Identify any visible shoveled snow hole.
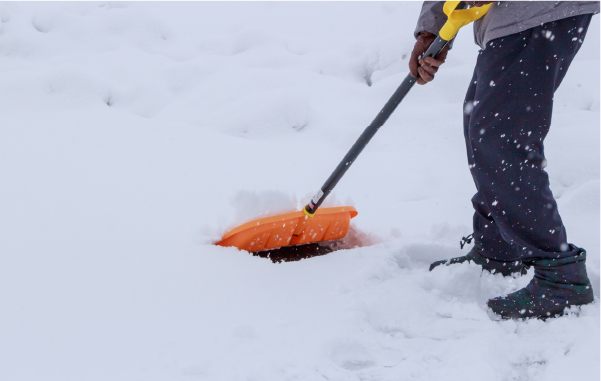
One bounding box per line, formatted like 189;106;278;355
253;226;381;263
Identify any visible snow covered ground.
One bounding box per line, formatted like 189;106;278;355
0;2;599;380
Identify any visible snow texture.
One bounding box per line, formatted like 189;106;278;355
0;2;598;381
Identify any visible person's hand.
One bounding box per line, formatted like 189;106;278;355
409;32;449;85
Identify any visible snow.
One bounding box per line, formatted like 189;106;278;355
0;2;598;380
229;190;298;228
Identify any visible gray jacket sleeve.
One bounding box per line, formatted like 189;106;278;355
474;1;600;48
414;1;447;38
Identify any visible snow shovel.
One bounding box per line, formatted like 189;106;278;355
216;1;492;252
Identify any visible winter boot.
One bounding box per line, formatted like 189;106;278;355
487;247;594;319
429;234;529;277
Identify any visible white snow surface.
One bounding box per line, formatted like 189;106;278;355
0;2;599;381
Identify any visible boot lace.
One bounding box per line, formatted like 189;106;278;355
460;233;474;249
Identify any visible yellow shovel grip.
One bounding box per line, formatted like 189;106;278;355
439;1;492;41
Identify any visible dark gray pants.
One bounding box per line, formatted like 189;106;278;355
463;14;593;262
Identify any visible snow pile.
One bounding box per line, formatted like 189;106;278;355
0;2;598;381
229;190;298;225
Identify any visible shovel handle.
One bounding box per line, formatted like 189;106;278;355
303;36;450;216
303;1;492;217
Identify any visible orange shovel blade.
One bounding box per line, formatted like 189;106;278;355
216;206;358;252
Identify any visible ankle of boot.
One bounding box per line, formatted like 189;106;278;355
527;246;586;268
530;248;591;286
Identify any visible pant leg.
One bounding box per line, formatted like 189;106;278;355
464;14;593;261
464;65;516;260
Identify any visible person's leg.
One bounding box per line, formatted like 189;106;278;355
465;14;594;318
429;56;526;276
465;64;517;261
